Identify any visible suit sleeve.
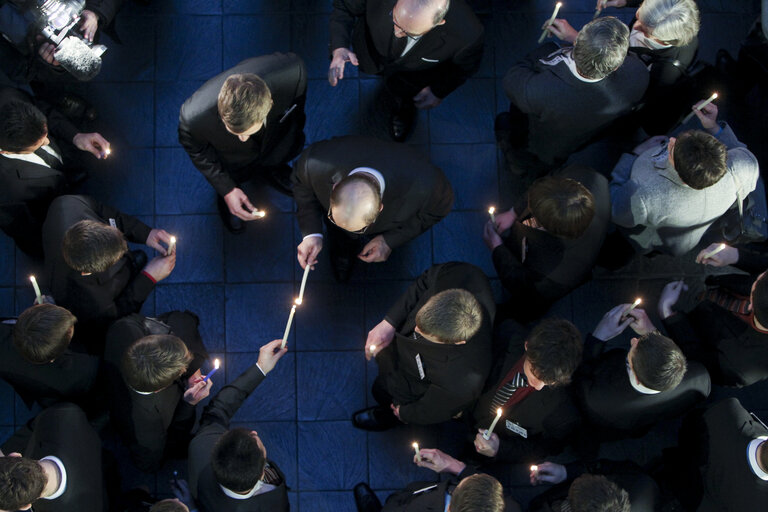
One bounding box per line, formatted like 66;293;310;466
291;147;327;237
398;374;483;425
384;265;437;329
735;247;768;274
198;364;266;431
130;401;172;472
491;243;563;311
85;0;124;26
662;310;724;381
429;28;484;99
329;0;366;52
78;195;152;244
610;172;647;228
502;54;540;113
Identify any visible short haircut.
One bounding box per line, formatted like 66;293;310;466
415;288;483;344
211;428;265;493
526;318;583;386
217;73;272;133
759;440;768;471
451;473;505;512
13;304;76;363
638;0;700;46
0;100;47;153
672;130;728;190
631;332;687;391
751;273;768;327
573;17;630;80
0;457;47;511
62;219;128;274
528;176;595;239
329;173;382;227
121;335;192;393
568;474;631;512
149;499;188;512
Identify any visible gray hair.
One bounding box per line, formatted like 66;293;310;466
407;0;450;25
574;17;630;80
637;0;700;46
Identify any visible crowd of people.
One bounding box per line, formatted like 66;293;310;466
1;0;767;511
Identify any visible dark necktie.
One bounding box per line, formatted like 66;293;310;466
490;372;528;413
33;146;62;169
388;32;408;60
262;463;282;485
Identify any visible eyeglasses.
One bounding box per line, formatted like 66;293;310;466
390;9;425;40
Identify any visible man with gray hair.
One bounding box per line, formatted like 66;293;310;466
499;16;649;169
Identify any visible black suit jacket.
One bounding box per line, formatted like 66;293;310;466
471;321;581;463
0;320;99;409
42;195;154;344
492;166;610;323
1;403;106;512
178;53;307;197
329;0;483;98
380;262;494;425
663;248;768;388
188;364;289;512
103;311;208;472
575;335;711;437
292;135;453;250
679;398;768;511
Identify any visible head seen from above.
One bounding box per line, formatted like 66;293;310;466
329;171;383;233
0;101;49;154
218;73;273;141
415;288;483;344
574;17;630;80
62;219;128;274
212;428;267;494
628;332;687;392
392;0;449;39
524;318;583;390
635;0;700;46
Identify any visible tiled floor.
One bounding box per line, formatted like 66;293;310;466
1;0;766;510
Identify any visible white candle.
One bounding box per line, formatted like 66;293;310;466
369;345;377;355
251;209;266;218
626;297;642;313
281;302;298;349
203;358;220;383
168;236;176;255
538;2;563;43
104;148;111;157
483;408;503;440
488;207;496;223
412;442;421;462
29;275;42;304
531;465;539;477
703;243;726;259
682;92;718;124
593;0;606;19
297;264;311;304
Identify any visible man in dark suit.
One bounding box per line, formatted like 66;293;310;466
103;311;211;473
353;262;493;430
471;318;583;463
0;402;106;512
0;304;99;410
42;194;176;348
575;304;711;440
0;86;110;255
292;135;453;281
188;339;289;512
178;53;307;234
483;165;610;323
328;0;483;141
659;244;768;387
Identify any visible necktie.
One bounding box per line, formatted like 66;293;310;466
262;463;282;485
388;33;408;60
33;146;62;169
490;372;528;413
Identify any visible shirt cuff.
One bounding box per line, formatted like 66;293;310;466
255;363;266;376
303;233;323;240
141;270;157;284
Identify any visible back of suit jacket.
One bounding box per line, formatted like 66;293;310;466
292;135;454;249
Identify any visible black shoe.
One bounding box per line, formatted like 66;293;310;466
388;99;416;142
353;483;383;512
267;165;294;196
57;93;97;123
217;196;245;234
352;406;399;431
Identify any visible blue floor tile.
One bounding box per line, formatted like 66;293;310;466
430;144;498;211
232;421;299;488
80;149;155;216
0;288;14;318
362;281;412;329
95;16;155;82
225;283;296;351
297;351;365;420
156;16;223;81
225;0;291;13
158;0;223;14
429;79;496;144
222;15;292;70
432;212;497;277
363;232;433;281
224;213;295;283
367;426;440;490
155;215;224;283
298;492;357;512
298;421;367;490
291;14;337;80
228;351;297;422
155;81;204;148
305;79;360;144
87;82;155;148
295;282;365;351
155;284;226;352
155;148;217;215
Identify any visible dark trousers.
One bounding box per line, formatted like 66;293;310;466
372;343;397;408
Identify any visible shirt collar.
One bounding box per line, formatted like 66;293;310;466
348;167;386;196
39;455;67;500
220;480;264;500
629;27;672;50
539;47;603;83
626;359;661;394
747;437;768;481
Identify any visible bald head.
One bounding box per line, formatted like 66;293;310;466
392;0;449;38
329;173;382;233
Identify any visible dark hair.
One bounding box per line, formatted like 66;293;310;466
0;100;47;153
329;173;382;227
0;457;47;511
752;273;768;326
631;332;687;391
211;428;265;493
451;473;505;512
13;304;76;363
121;335;192;393
568;474;631;512
149;499;188;512
218;73;272;133
416;288;483;344
526;318;583;386
62;220;128;273
528;176;595;239
672;131;728;189
574;17;630;80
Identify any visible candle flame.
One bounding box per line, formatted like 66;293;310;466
29;275;36;282
105;148;111;155
496;408;502;417
370;345;376;352
488;206;495;215
633;298;642;306
531;465;538;472
252;209;266;218
294;298;302;306
412;442;419;450
214;358;220;369
556;2;562;7
712;93;718;99
170;236;176;244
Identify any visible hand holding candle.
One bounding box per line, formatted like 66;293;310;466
168;236;177;255
203;358;220;383
621;297;642;321
281;299;301;349
703;243;726;260
538;2;563;44
297;264;311;304
483;408;503;440
29;275;42;305
593;0;605;18
696;243;738;267
682;92;718;124
488;206;496;224
251;208;266;219
412;442;421;462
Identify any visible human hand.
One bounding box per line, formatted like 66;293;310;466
79;10;99;42
391;403;402;421
483;220;503;250
592;304;634;341
256;339;288;374
631;135;668;156
530;462;567;485
72;132;111;159
415;448;466;475
696;243;738;267
183;371;212;405
224;188;258;221
598;0;627;7
297;236;323;269
358;235;391;263
547;19;578;43
328;48;359;86
658;280;688;319
693;101;719;133
365;319;396;361
473;429;499;457
146;228;174;255
38;42;60;66
143;252;176;282
413;86;442;109
494;209;517;232
627;308;657;336
170;478;195;510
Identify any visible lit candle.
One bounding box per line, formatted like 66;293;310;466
538;2;563;44
412;442;421;462
593;0;605;19
369;345;377;355
168;236;176;255
203;358;220;383
103;148;111;158
251;209;266;218
531;465;539;477
281;300;299;349
682;92;718;124
29;275;42;305
488;206;496;223
703;243;726;260
297;264;311;304
483;408;503;440
621;298;642;320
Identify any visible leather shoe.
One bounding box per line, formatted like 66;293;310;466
217;196;245;234
352;406;399;431
267;165;294;196
388;100;416;142
353;482;383;512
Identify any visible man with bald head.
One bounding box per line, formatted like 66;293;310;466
329;0;483;141
292;135;453;282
